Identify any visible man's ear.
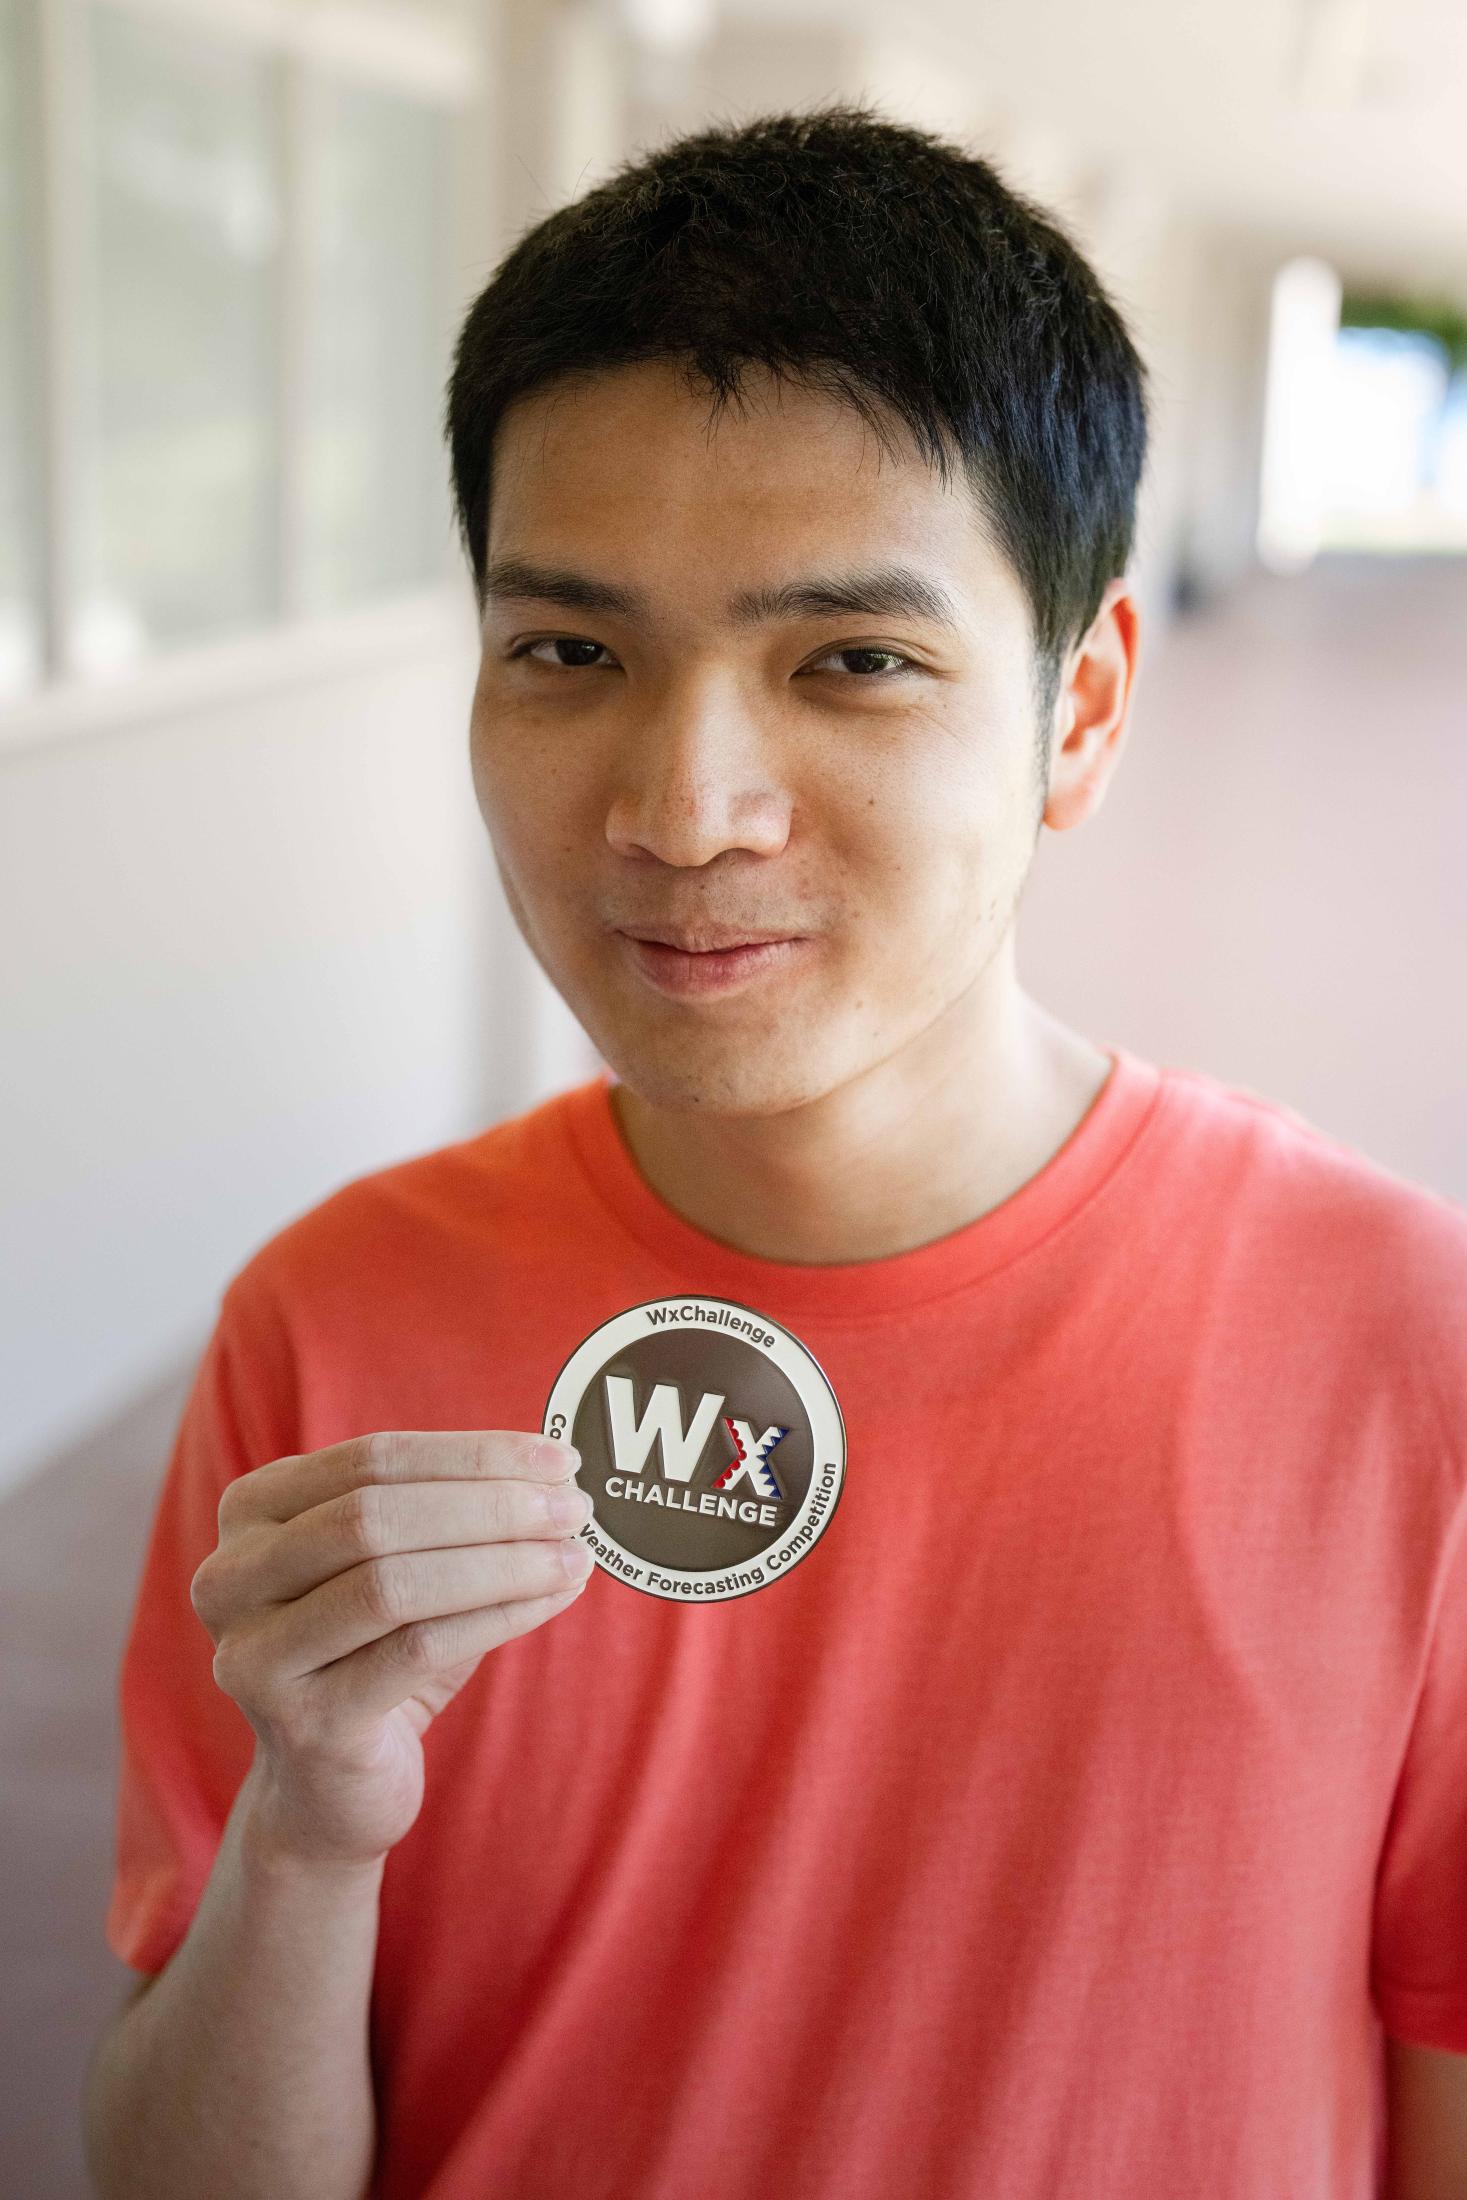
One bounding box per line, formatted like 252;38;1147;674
1042;576;1141;833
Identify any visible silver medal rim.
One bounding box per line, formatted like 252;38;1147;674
543;1294;846;1602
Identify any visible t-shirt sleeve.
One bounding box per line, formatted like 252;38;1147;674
1370;1480;1467;2051
104;1273;299;1977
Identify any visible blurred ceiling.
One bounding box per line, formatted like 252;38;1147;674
724;0;1467;289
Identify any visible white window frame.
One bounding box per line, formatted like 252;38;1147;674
4;0;484;755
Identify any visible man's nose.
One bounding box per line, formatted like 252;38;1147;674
603;674;793;867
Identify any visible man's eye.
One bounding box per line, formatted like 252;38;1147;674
510;637;615;669
808;647;917;679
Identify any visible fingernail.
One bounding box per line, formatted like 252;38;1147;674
535;1438;580;1474
545;1483;591;1528
560;1537;594;1580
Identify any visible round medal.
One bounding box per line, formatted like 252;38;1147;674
543;1295;846;1603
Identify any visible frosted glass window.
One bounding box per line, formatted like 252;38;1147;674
0;0;42;696
300;79;449;613
79;8;280;668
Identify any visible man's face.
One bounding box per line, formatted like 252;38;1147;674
469;359;1060;1117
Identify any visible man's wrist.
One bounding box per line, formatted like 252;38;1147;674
231;1761;392;1892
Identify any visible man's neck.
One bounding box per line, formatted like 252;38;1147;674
606;973;1114;1268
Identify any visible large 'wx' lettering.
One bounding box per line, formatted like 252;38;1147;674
603;1375;726;1484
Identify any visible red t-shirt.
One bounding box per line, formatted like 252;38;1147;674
106;1044;1467;2199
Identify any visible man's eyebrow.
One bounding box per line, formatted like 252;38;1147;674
727;567;962;631
483;558;642;618
482;557;962;631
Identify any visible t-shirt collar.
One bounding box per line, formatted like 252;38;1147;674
557;1044;1164;1321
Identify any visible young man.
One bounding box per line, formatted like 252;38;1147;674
86;105;1467;2200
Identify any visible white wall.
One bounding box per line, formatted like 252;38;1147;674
0;597;600;1496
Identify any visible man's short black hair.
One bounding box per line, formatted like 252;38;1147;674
445;101;1150;743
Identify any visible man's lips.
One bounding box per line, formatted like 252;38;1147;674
617;925;807;952
616;929;812;998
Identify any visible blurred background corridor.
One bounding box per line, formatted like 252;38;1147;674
2;0;1466;2189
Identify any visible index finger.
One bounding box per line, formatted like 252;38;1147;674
228;1429;581;1528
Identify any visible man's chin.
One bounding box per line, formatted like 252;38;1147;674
595;1033;837;1120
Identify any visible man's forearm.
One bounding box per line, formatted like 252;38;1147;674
83;1756;386;2200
